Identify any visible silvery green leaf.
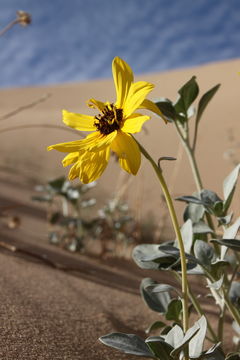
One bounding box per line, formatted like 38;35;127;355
202;342;224;359
194;240;215;267
193;221;213;234
176;195;203;205
132;244;164;270
188;316;207;358
81;198;96;208
140;278;171;314
213;201;224;217
81;181;97;192
145;336;173;359
140;244;182;270
229;281;240;307
155;98;177;122
211;239;240;252
179;219;193;254
149;284;180;296
169;321;200;358
183;202;205;223
145;321;166;334
165;324;184;348
217;213;233;226
99;333;155;358
200;189;222;208
48;176;66;193
223;164;240;211
174;76;199;117
224;217;240;239
207;275;224;290
210;260;229;278
221;217;240;259
165;299;182;321
186;264;205;275
195;84;220;127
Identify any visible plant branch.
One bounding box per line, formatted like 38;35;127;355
0;124;80;135
135;137;189;337
0;94;51;122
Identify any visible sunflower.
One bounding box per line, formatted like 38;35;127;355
48;57;165;184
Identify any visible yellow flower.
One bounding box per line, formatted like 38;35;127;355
48;57;165;184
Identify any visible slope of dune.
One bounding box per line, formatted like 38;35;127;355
0;59;239;359
0;59;239;222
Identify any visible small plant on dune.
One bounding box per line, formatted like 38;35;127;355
32;176;97;252
49;57;240;359
32;176;141;256
94;197;138;257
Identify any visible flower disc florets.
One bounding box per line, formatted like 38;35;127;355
94;103;123;135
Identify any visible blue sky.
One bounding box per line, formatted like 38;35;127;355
1;0;240;87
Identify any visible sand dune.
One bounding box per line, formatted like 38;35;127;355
0;59;239;359
1;59;239;223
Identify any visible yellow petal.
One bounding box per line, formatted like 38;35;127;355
62;152;79;167
139;99;167;123
48;131;117;153
87;98;106;112
62;110;96;131
78;147;111;184
123;81;154;118
48;139;85;153
121;113;149;133
68;161;81;180
112;57;133;109
111;131;141;175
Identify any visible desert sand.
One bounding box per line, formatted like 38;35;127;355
0;59;239;359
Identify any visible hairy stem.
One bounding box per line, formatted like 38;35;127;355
135;138;189;336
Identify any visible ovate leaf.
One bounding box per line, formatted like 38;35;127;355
165;299;182;321
180;219;193;254
223;164;240;213
155;98;177;122
150;284;180;296
140;278;171;314
188;316;207;358
195;84;220;127
221;217;240;259
183;202;205;223
229;281;240;307
145;336;173;359
99;333;155;357
194;240;215;267
207;275;224;290
145;321;166;334
174;76;199;117
193;221;213;234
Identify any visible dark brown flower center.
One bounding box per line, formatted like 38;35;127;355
94;103;123;135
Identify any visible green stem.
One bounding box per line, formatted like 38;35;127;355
222;288;240;325
173;272;218;343
205;268;240;327
174;122;218;240
135;138;189;334
217;305;225;344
